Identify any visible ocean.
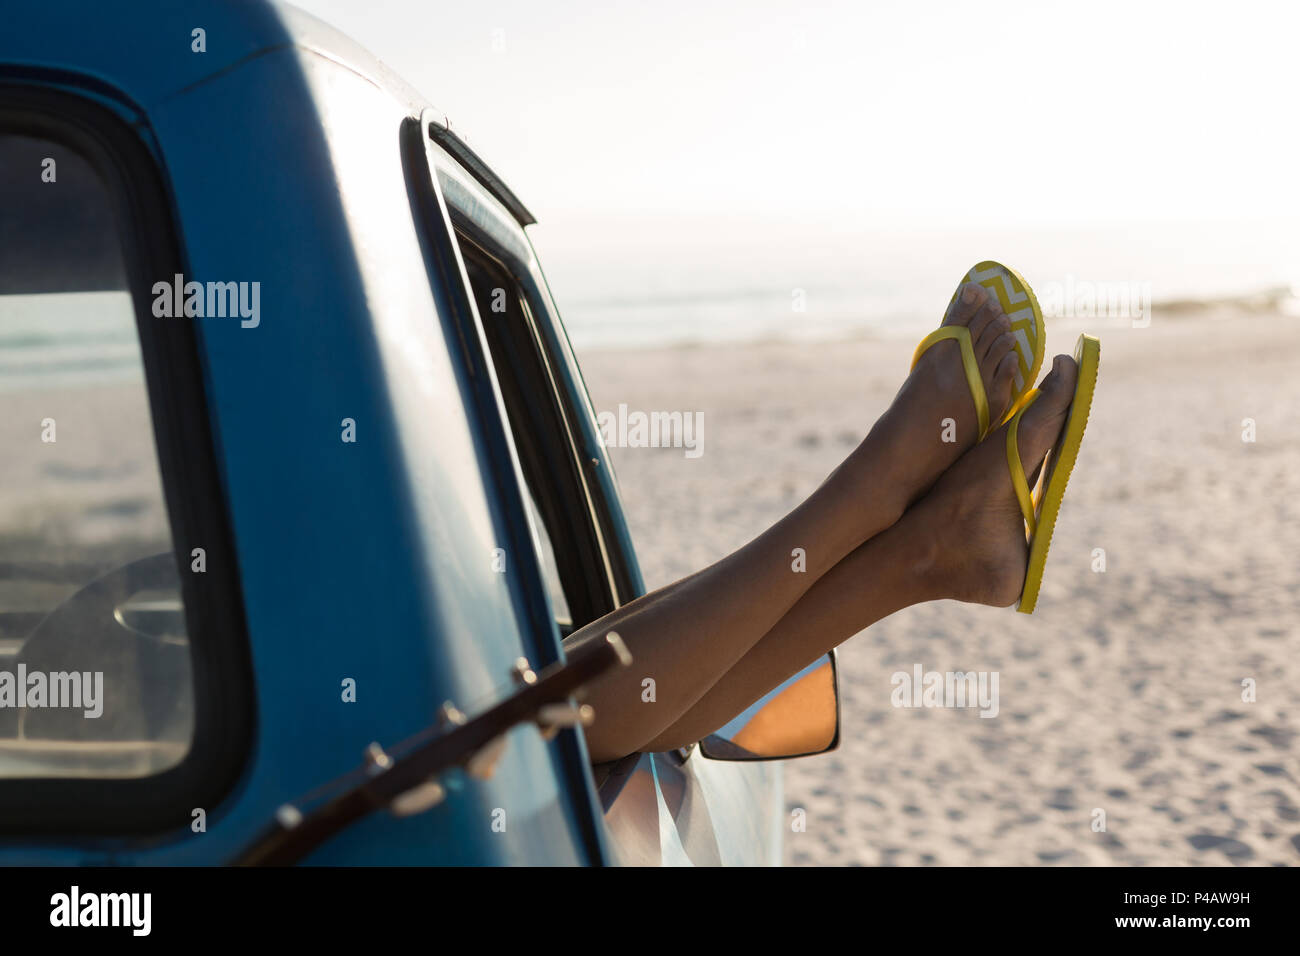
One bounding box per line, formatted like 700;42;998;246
0;292;141;392
3;218;1296;377
537;217;1300;352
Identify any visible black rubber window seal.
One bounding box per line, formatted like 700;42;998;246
0;83;255;836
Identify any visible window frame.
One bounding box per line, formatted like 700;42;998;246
455;234;614;632
403;115;638;632
431;163;641;620
403;112;637;862
0;84;254;833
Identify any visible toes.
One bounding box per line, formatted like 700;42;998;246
974;309;1011;359
966;302;1000;348
990;350;1019;418
976;314;1013;361
1016;354;1079;468
943;282;988;327
1036;354;1079;406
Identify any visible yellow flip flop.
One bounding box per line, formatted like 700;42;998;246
911;261;1047;440
1004;333;1100;613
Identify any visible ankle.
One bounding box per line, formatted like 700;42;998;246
864;410;950;507
893;506;953;603
827;450;908;539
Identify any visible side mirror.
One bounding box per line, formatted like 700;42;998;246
698;651;840;761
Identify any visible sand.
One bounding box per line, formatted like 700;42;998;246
5;300;1295;864
579;307;1300;866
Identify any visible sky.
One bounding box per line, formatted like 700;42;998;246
290;0;1300;329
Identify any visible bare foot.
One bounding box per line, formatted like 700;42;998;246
866;282;1022;506
911;352;1080;607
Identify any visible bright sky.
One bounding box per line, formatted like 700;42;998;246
291;0;1300;306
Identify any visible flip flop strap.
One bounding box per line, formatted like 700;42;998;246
911;326;990;440
1005;389;1041;537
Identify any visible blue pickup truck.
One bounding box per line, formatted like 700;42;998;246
0;0;839;865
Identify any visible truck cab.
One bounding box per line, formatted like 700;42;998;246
0;0;836;865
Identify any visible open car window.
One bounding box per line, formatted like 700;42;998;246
520;479;572;631
404;110;632;648
458;240;587;633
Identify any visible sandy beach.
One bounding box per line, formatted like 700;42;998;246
4;296;1296;864
580;306;1300;866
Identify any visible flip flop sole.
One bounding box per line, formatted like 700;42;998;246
1017;333;1100;613
946;261;1046;420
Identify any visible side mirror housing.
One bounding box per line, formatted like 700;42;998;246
698;651;840;761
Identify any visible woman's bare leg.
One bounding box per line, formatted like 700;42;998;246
642;502;942;752
644;353;1080;752
571;284;1020;762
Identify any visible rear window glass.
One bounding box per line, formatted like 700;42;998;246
0;132;193;778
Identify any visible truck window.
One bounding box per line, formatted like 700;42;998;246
0;131;192;778
459;244;579;631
